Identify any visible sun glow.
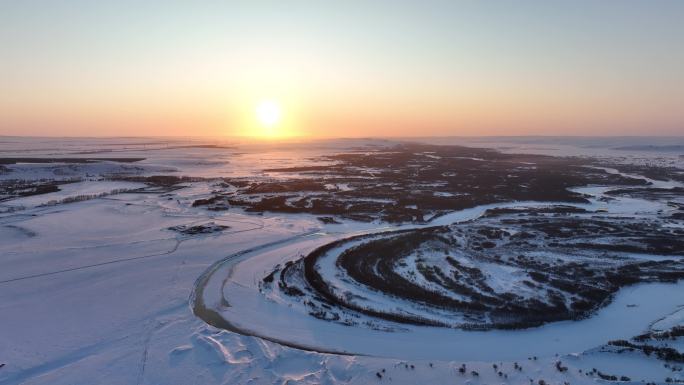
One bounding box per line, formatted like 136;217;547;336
233;95;303;139
254;99;283;137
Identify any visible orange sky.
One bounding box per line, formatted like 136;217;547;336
1;1;683;138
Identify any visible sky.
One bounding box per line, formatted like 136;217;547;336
1;1;683;138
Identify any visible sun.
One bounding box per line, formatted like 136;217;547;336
245;98;298;138
255;99;282;129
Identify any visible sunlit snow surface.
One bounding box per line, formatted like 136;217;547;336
0;136;683;385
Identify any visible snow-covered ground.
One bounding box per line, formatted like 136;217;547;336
0;137;682;384
204;178;682;356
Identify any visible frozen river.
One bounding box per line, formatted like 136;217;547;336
195;169;684;360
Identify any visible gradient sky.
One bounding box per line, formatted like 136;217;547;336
1;1;683;138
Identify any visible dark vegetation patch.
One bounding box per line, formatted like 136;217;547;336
606;187;684;201
317;216;341;224
198;144;645;223
114;175;199;187
279;211;684;330
279;260;306;297
0;157;145;164
301;230;450;327
483;206;589;218
604;163;684;183
516;217;684;255
336;229;488;314
111;175;204;194
609;328;684;366
168;222;229;235
0;179;77;202
243;180;328;194
192;195;230;211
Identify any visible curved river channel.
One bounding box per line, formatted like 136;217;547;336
191;170;684;361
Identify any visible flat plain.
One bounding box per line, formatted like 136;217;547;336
1;136;683;385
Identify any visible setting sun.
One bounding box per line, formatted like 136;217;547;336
235;97;300;139
255;100;282;134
